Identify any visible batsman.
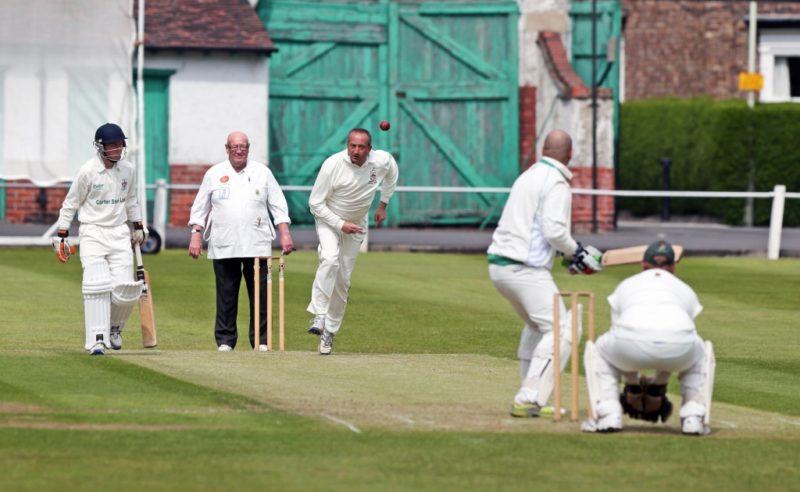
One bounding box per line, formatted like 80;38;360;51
487;129;603;418
54;123;146;355
581;240;715;435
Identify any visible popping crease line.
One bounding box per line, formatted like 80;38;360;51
321;413;361;433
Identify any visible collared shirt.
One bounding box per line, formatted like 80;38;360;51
487;156;578;269
188;159;290;259
57;156;142;230
309;149;399;230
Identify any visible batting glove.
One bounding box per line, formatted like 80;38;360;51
52;230;75;263
567;243;603;275
132;222;149;245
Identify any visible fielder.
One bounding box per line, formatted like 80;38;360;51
487;129;602;418
582;240;715;435
306;128;398;355
54;123;146;355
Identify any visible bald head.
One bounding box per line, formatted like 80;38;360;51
226;131;249;147
542;129;572;165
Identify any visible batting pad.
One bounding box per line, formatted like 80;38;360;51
532;305;583;407
583;341;603;420
110;281;143;331
702;341;715;425
82;262;112;350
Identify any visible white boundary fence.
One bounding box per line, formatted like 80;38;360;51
1;182;798;259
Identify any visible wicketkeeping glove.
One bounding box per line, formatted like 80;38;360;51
566;243;603;275
131;222;148;245
52;231;75;263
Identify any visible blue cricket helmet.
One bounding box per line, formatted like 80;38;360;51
94;123;127;145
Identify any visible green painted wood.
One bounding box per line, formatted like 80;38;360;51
260;0;518;226
271;42;338;78
134;70;173;223
400;14;505;80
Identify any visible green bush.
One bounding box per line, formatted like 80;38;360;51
618;98;800;226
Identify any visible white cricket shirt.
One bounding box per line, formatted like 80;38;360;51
57;156;142;230
608;268;703;343
309;149;399;230
487;156;578;268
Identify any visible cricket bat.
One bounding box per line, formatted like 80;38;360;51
134;243;158;348
601;244;684;266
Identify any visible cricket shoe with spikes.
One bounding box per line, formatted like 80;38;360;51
308;315;325;336
510;402;541;418
109;326;123;350
318;329;334;355
89;342;106;356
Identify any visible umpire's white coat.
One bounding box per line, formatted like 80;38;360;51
189;159;290;259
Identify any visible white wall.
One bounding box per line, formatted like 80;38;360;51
517;0;613;171
144;52;269;165
516;0;570;86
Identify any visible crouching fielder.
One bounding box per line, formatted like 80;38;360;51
582;240;715;435
487;130;602;418
54;123;145;355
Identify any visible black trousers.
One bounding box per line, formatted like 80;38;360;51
212;257;268;349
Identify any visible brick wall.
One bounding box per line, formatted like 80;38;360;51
570;167;615;233
519;86;537;171
4;183;68;224
170;164;211;227
622;0;800;100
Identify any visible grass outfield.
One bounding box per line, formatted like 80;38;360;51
1;248;799;491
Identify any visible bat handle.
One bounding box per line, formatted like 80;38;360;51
134;243;144;268
133;243;148;291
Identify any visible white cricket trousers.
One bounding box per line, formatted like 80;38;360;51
307;220;365;334
595;332;706;402
78;223;134;349
489;263;577;405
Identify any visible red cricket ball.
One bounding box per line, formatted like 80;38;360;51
379;120;391;131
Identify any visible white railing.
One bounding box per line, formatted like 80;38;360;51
1;181;798;259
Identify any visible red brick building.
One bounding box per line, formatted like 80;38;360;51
621;0;800;101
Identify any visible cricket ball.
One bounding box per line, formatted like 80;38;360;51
379;120;391;131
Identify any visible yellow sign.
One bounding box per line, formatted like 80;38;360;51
738;72;764;92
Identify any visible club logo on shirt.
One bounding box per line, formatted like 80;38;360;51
220;176;229;183
121;179;128;191
368;169;377;185
92;184;104;190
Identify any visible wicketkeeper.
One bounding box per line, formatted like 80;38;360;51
487;129;603;418
581;240;715;435
54;123;146;355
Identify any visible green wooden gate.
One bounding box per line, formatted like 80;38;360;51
259;0;518;225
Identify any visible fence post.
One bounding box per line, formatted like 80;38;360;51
660;157;671;222
153;179;168;253
767;184;786;260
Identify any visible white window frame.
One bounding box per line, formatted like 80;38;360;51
759;28;800;102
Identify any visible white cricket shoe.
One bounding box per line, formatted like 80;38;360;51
109;326;123;350
318;330;334;355
596;413;623;432
258;344;268;352
308;315;325;336
218;344;233;352
89;343;105;356
681;416;706;435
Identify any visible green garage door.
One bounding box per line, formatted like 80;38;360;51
259;0;518;225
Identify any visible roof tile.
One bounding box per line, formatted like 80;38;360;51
135;0;275;53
